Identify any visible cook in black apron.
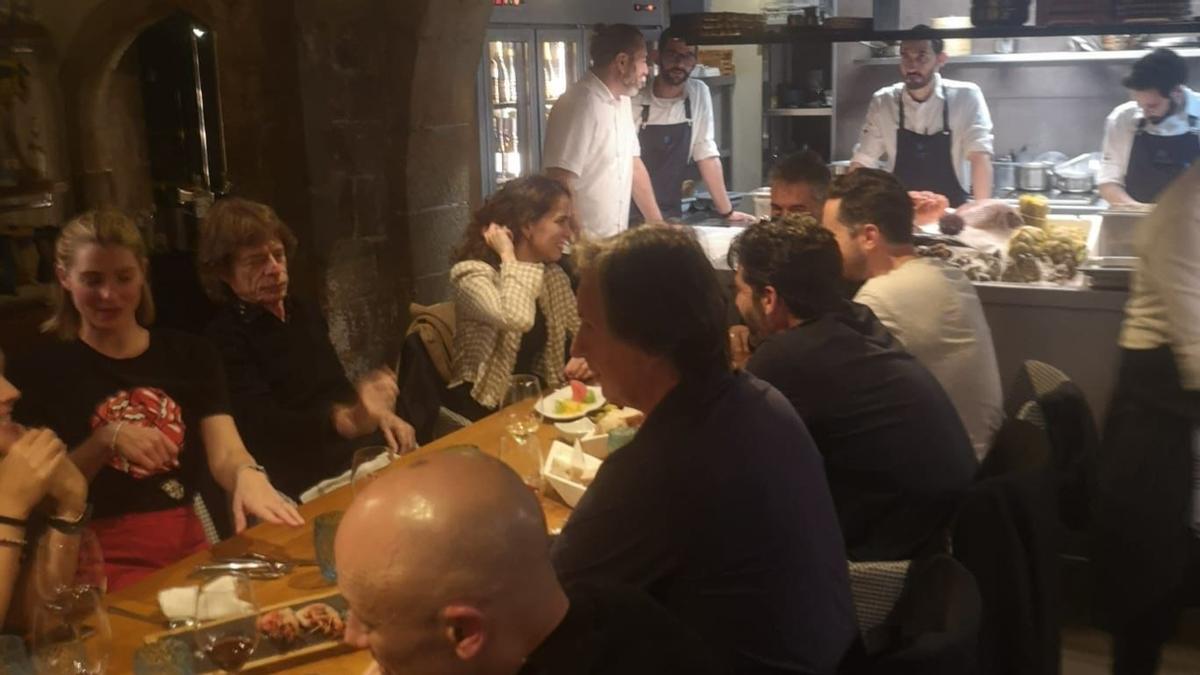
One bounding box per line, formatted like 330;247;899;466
631;96;692;224
891;86;970;208
1124;114;1200;204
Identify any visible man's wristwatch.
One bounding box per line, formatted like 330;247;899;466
717;207;734;218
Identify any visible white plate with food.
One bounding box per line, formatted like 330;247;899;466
536;381;606;421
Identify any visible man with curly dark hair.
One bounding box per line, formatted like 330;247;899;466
729;215;976;561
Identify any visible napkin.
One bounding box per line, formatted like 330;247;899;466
157;575;254;622
298;450;394;504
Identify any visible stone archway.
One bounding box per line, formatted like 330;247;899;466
54;0;494;372
58;0;219;209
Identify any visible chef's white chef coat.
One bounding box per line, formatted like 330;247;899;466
851;74;995;192
543;72;641;239
1098;86;1200;188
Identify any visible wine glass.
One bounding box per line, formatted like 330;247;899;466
29;586;111;675
350;445;394;494
503;374;542;439
499;433;544;495
193;575;259;673
36;529;107;609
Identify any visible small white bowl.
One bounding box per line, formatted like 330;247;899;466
542;441;602;508
554;418;596;442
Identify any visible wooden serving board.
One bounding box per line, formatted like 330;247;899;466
144;589;355;673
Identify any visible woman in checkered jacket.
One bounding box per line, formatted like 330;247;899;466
445;175;593;420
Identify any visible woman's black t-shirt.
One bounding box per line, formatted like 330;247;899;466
9;329;231;519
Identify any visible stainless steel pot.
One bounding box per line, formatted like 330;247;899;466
1053;172;1095;193
1052;152;1100;193
1016;162;1051;191
829;160;852;176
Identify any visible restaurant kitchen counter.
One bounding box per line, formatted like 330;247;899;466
976;281;1126;424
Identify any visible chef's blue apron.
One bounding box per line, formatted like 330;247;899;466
892;86;970;208
631;96;692;224
1124;114;1200;204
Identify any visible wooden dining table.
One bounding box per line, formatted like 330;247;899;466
105;401;572;674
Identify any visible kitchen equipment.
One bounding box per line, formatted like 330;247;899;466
1080;256;1137;290
829;160;852;176
931;16;973;55
862;41;900;57
993;156;1017;191
1095;209;1150;258
971;0;1031;27
1115;0;1191;22
1017;162;1052;191
1052;152;1101;193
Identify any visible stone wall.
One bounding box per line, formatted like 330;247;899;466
42;0;491;377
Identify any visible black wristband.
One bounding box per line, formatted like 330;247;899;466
47;503;93;535
0;515;28;528
716;207;734;218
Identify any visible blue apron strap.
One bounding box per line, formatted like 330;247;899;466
640;103;650;131
684;95;693;126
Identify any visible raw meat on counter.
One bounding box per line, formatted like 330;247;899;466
950;200;1024;254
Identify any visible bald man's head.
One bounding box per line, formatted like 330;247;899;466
336;448;564;675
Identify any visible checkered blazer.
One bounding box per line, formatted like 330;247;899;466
449;260;580;409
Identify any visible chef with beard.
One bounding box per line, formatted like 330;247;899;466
629;27;755;224
1099;48;1200;206
851;30;994;207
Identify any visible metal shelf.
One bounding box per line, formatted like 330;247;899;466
855;47;1200;66
698;75;736;87
679;19;1200;46
765;107;833;117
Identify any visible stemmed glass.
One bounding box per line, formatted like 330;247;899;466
29;586;111;674
350;445;395;494
503;374;542;440
499;433;544;495
193;575;259;673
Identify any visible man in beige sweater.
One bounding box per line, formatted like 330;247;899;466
1093;163;1200;675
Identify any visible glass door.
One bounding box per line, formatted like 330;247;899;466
534;29;583;146
480;29;535;193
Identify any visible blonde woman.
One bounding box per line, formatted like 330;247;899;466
446;175;592;420
6;210;303;591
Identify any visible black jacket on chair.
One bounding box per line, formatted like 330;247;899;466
953;419;1061;675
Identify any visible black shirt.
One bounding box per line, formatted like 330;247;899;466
518;583;725;675
204;298;358;498
514;304;549;378
9;329;230;518
551;369;856;675
746;302;978;562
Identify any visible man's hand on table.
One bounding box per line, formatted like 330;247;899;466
379;412;417;455
231;467;305;532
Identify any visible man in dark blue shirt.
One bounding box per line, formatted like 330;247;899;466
553;227;856;675
728;217;977;562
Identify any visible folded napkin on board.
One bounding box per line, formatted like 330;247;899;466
157;575;254;622
298;450;394;504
